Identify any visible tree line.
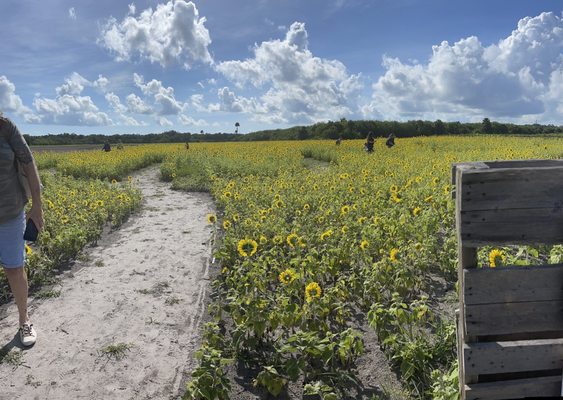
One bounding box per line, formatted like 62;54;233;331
25;118;563;145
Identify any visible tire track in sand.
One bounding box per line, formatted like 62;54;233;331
0;166;215;400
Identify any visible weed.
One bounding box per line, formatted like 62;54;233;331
165;296;181;305
98;343;133;361
35;289;61;299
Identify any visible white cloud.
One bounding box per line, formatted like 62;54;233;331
0;76;35;119
99;0;212;69
211;87;259;113
128;3;136;15
126;93;153;114
68;7;76;20
216;22;363;124
33;94;112;126
105;92;143;125
158;116;173;126
105;92;127;113
178;113;206;126
364;12;563;122
56;73;109;96
133;73;184;115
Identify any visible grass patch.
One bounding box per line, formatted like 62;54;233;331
171;175;210;192
136;281;170;296
98;343;133;360
0;349;24;367
35;289;61;299
165;296;181;305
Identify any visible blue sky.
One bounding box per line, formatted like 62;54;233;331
1;0;562;136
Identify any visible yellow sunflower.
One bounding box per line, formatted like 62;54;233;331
279;268;297;285
305;282;322;303
412;207;422;217
489;249;506;268
207;214;217;224
237;239;258;257
390;248;399;262
223;220;232;230
360;240;369;251
286;233;299;248
320;229;333;241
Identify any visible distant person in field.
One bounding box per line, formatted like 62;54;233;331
336;137;342;146
185;141;190;150
102;142;111;152
386;133;395;148
0;114;43;347
365;132;375;153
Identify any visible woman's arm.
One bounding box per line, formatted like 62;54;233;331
21;160;44;231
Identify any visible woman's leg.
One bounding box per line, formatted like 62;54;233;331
4;266;29;325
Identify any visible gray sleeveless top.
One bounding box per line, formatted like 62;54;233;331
0;117;32;224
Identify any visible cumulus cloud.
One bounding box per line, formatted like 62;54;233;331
68;7;76;20
158;116;173;126
105;92;143;125
364;12;563;122
33;94;112;126
133;73;184;115
126;93;153;114
178;113;206;126
23;73;112;126
212;87;259;113
216;22;363;124
0;76;35;120
99;0;212;69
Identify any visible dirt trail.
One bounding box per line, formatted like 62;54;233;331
0;166;215;400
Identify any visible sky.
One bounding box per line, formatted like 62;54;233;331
1;0;562;136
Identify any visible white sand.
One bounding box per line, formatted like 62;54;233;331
0;166;215;400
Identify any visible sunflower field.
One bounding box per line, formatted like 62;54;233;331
168;137;563;399
4;137;563;399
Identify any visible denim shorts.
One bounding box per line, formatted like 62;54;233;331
0;210;25;268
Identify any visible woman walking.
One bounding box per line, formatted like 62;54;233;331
0;115;43;346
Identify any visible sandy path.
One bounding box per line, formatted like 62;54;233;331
0;166;215;400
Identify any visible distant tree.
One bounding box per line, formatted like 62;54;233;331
200;130;204;134
235;122;240;134
434;119;446;135
297;126;309;140
481;118;493;134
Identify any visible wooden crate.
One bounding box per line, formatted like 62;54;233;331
454;160;563;400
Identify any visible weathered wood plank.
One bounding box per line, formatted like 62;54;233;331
459;208;563;245
465;300;563;337
465;375;562;400
464;264;563;305
463;338;563;375
460;167;563;210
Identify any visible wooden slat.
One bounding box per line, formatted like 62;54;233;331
460;208;563;245
460;167;563;210
463;338;563;375
464;264;563;305
465;375;562;400
465;300;563;337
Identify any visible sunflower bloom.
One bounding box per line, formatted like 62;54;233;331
223;220;232;230
273;235;284;245
207;214;217;224
412;207;422;217
286;233;299;248
237;239;258;257
25;244;32;254
390;248;399;262
489;249;506;268
305;282;322;303
360;240;369;250
341;205;350;214
279;268;297;285
320;229;333;241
